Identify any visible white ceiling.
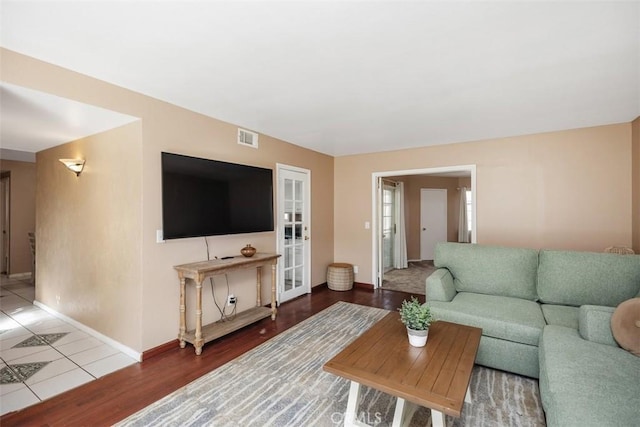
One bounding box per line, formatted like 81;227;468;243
0;82;139;153
1;1;638;157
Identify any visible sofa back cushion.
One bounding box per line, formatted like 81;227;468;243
537;250;640;307
434;243;539;300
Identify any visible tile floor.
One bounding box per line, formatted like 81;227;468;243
0;275;138;416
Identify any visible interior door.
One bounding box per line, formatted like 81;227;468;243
420;189;447;260
277;165;311;303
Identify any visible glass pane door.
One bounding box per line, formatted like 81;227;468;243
278;167;310;302
382;184;395;273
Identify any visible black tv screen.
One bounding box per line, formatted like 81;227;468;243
161;152;274;240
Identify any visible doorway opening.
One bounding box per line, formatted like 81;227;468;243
1;172;10;275
372;165;476;292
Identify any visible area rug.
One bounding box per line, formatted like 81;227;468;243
382;261;436;295
117;302;545;426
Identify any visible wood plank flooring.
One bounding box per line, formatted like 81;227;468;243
1;285;416;426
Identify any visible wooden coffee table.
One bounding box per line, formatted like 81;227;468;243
323;312;481;427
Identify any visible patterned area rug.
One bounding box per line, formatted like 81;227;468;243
117;302;545;426
382;261;436;295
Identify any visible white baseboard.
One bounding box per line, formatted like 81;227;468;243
33;300;142;362
8;272;32;279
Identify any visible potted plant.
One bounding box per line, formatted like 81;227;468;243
398;296;434;347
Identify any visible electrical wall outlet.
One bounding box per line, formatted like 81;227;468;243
353;265;359;274
227;294;237;306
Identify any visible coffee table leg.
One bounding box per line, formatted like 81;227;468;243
344;381;363;427
431;410;445;427
391;397;418;427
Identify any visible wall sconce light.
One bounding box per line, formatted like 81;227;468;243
59;159;85;176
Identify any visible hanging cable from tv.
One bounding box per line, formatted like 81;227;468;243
205;237;237;321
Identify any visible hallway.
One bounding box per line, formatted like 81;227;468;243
0;275;137;415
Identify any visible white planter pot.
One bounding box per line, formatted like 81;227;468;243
407;327;429;347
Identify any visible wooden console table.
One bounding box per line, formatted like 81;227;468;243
174;253;280;355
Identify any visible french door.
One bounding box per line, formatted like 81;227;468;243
277;165;311;303
382;182;396;273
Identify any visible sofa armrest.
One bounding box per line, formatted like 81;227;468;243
578;305;618;347
426;268;457;302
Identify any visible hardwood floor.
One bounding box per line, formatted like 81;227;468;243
1;285;416;426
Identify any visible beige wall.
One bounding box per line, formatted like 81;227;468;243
2;48;334;352
2;47;635;351
633;117;640;253
0;160;36;275
36;123;143;350
335;124;633;284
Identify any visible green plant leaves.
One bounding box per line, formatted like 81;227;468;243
398;296;433;330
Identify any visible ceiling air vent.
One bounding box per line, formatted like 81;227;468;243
238;128;259;149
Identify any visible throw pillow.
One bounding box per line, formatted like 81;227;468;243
610;298;640;356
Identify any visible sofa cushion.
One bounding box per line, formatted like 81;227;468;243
541;304;579;329
578;305;618;347
434;243;539;300
475;335;540;379
611;298;640;356
539;325;640;427
428;292;545;346
537;250;640;307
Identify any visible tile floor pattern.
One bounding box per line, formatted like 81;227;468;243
0;275;138;416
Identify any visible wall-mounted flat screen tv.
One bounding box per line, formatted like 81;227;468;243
161;152;274;240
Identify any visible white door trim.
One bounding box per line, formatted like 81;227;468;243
276;163;312;303
371;165;476;289
0;174;10;275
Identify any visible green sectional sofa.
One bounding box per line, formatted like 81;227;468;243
425;242;640;426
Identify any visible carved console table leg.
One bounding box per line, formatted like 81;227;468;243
179;275;186;348
194;276;204;355
271;263;277;320
256;266;262;307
